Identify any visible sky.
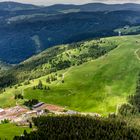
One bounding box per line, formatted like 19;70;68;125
0;0;140;6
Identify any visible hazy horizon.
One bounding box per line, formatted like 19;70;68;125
0;0;140;6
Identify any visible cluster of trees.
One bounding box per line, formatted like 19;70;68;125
24;80;30;85
129;73;140;112
36;80;43;89
68;41;117;66
14;115;140;140
0;73;17;88
55;60;71;70
46;74;57;84
88;44;117;59
33;80;50;91
1;119;10;124
24;99;39;108
118;73;140;116
14;93;24;100
118;104;138;116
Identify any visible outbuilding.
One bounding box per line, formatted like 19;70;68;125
0;108;5;115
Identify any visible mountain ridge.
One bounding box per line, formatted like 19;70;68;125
1;2;140;64
1;10;140;63
1;2;140;12
0;1;39;11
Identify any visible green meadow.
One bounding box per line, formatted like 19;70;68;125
24;35;140;115
1;35;140;116
0;124;31;140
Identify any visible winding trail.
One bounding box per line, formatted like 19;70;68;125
135;49;140;61
62;67;72;79
56;67;72;85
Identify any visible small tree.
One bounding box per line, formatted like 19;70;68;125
33;86;36;90
15;94;24;100
23;130;28;136
29;122;32;128
37;80;43;89
44;86;47;90
24;80;30;85
46;77;51;84
1;119;10;124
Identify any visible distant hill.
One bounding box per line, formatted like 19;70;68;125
1;2;140;63
0;10;140;63
45;3;140;12
0;1;38;11
1;2;140;12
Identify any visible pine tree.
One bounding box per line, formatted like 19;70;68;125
37;80;43;89
29;122;32;128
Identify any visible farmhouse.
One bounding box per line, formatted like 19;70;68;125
66;110;78;115
33;102;44;109
0;108;5;115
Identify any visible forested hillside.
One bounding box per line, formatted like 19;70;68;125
0;38;117;88
14;115;140;140
1;10;140;63
1;2;140;140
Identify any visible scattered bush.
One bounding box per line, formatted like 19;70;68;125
24;99;39;108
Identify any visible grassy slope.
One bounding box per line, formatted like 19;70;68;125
1;35;140;115
0;124;31;140
114;26;140;35
24;35;140;115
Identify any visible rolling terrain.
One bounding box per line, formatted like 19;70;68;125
1;2;140;139
0;2;38;11
2;2;140;12
23;35;140;115
1;2;140;63
0;10;132;63
0;35;140;116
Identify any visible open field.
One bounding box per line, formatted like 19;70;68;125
0;124;31;140
1;35;140;116
24;35;140;115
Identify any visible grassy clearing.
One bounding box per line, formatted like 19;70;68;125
114;26;140;35
0;124;31;140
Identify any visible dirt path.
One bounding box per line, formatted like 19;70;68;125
56;67;72;85
62;67;72;79
135;49;140;61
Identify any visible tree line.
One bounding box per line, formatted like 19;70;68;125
118;73;140;116
14;115;140;140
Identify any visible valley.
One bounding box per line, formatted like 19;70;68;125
1;1;140;139
1;2;140;63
